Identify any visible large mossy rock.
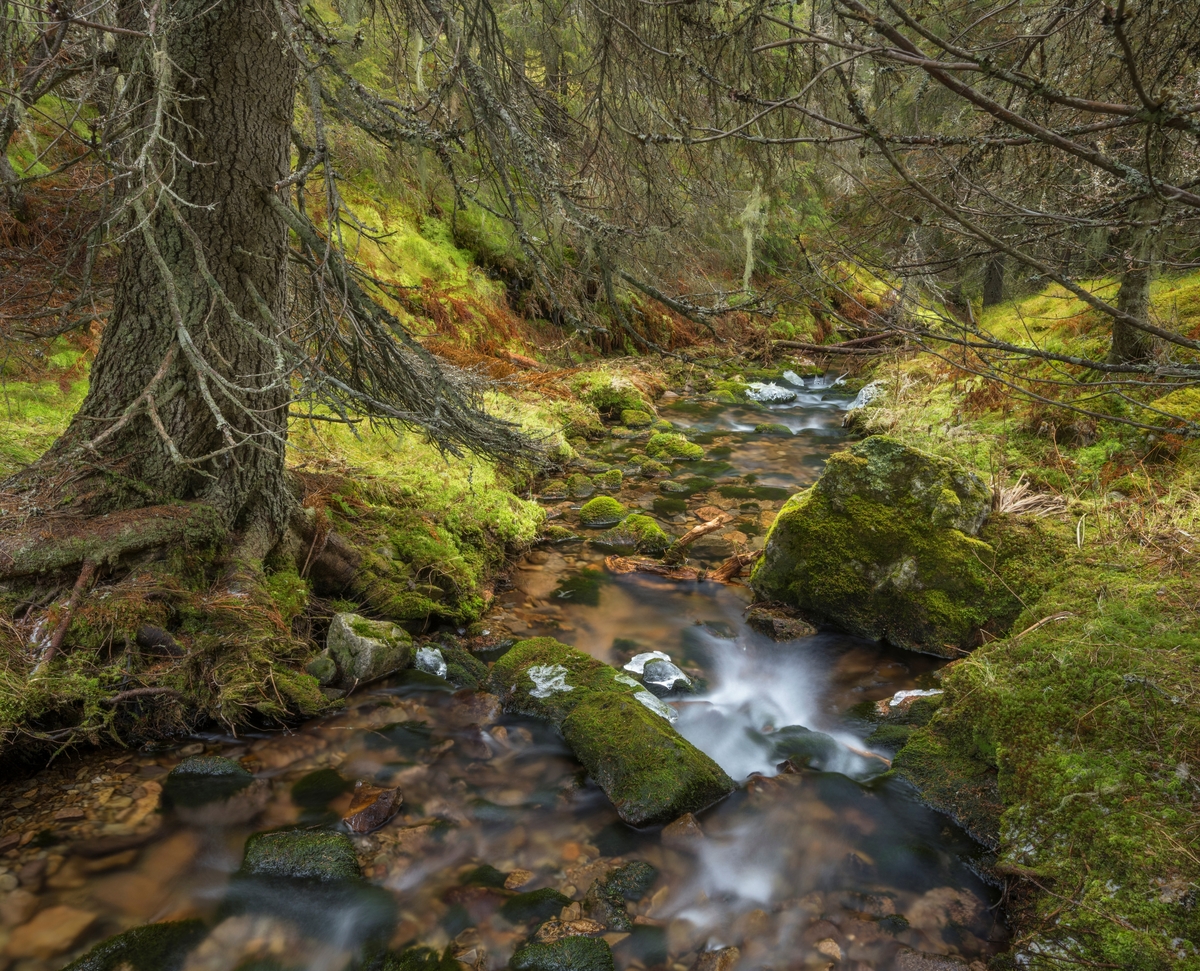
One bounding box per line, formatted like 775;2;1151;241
488;638;735;825
751;436;1002;656
326;612;413;686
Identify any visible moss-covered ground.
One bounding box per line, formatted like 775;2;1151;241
845;272;1200;969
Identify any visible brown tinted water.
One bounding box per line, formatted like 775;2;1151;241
0;375;1006;970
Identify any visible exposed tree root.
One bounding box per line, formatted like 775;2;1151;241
0;503;224;580
42;559;97;666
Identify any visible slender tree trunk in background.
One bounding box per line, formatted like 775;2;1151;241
44;0;297;538
982;256;1005;309
340;0;367;24
1107;197;1162;366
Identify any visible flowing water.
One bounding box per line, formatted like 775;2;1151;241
0;375;1006;971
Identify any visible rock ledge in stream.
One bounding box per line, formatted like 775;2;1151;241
750;436;1001;656
487;638;735;825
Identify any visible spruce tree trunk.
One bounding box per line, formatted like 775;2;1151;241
46;0;297;536
982;256;1004;309
1107;198;1162;366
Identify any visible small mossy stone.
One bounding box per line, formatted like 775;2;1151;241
327;613;413;686
499;887;572;924
645;433;703;461
542;525;579;543
61;919;208;971
379;947;461;971
541;480;569;500
561;692;735;826
305;654;337;686
510;936;615;971
595;468;623;490
164;756;253;809
651;419;674;432
239;830;361;882
567;473;596;499
639;458;669;477
440;644;489;689
771;725;841;768
463;864;510;888
621;410;654;428
590;515;672;556
291;768;352;810
605;861;657;901
579;496;626;527
583;879;632;931
754;423;792;436
659;480;689;494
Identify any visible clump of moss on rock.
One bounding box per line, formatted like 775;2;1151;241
590;515;672;556
578;496;626;527
487;638;735;824
751;436;1026;655
594;468;623;491
621;409;654;428
645;433;703;462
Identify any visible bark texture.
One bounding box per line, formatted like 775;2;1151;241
1108;198;1163;366
46;0;297;533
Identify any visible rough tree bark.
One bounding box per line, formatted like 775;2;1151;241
982;256;1005;309
1107;198;1163;366
35;0;298;542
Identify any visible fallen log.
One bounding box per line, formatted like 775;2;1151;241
605;548;761;585
771;338;898;355
605;556;704;580
707;549;762;582
663;512;734;564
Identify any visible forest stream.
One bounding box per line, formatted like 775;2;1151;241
0;377;1007;971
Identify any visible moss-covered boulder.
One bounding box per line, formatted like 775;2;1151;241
754;422;792;436
326;613;413;686
590;515;672;556
621;409;654;428
750;436;1002;655
578;496;625;527
62;919;208;971
487;638;735;825
645;433;703;461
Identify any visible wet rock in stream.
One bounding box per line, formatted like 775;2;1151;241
225;830;397;948
162;756;269;825
488;638;734;825
640;658;692;696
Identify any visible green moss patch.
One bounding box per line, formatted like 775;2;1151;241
578;496;626;527
645;433;703;461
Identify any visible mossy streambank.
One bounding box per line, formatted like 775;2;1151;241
835;322;1200;968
